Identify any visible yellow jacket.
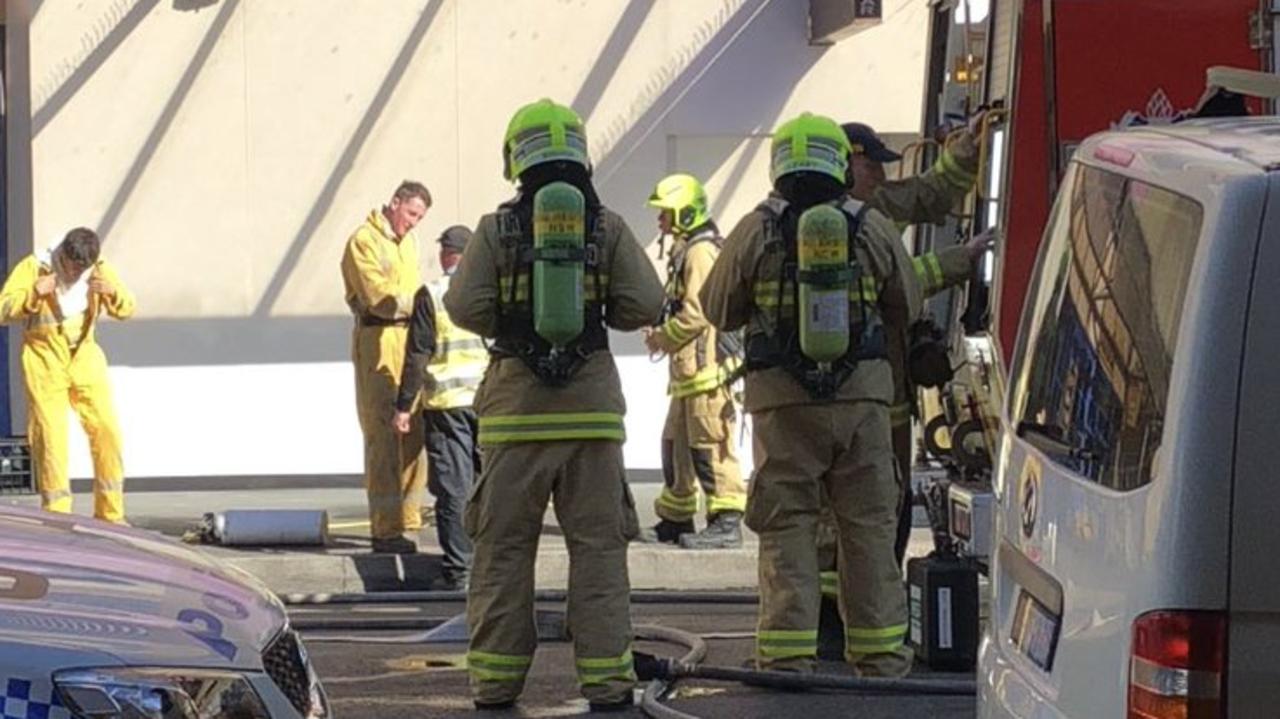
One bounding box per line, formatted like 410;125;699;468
341;209;421;321
700;197;922;413
0;254;135;353
444;205;663;445
651;229;738;398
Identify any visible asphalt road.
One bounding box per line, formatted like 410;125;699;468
297;600;977;718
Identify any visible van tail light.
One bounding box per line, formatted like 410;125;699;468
1128;610;1226;719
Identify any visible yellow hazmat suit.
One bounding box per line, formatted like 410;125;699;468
341;209;426;542
0;253;134;522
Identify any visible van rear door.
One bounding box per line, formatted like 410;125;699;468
988;149;1259;716
1228;170;1280;711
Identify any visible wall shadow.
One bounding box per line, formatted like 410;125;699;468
96;0;239;239
32;0;162;136
251;0;446;318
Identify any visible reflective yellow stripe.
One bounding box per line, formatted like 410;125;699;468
706;493;746;514
845;624;908;654
754;279;878;307
576;650;636;684
859;276;879;303
936;150;976;189
663;318;696;346
498;274;609;302
758;629;818;659
657;488;699;513
846;624;908;639
669;358;741;398
890;402;912;427
925;253;944;292
912;256;934;294
478;412;626;444
468;651;532;682
819;571;839;598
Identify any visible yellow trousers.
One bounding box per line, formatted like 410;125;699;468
24;340;125;523
352;325;426;539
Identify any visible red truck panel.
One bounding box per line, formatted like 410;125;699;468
996;0;1264;366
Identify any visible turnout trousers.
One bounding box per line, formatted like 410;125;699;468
749;401;913;677
465;439;639;705
655;386;746;522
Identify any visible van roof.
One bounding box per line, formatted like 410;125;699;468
1136;117;1280;172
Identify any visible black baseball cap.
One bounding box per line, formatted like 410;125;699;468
841;122;903;163
438;225;473;251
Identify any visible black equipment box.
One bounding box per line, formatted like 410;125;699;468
907;555;980;671
0;437;35;495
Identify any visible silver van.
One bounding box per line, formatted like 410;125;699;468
978;117;1280;718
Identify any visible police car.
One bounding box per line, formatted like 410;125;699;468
0;505;329;718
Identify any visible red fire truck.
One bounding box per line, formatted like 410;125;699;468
902;0;1278;679
911;0;1275;498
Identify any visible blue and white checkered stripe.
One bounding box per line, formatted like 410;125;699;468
0;678;70;719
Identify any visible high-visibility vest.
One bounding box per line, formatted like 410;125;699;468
423;275;488;410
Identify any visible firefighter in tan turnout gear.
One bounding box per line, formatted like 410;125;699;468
341;180;431;555
443;98;664;711
701;112;923;677
640;173;746;550
815;121;991;600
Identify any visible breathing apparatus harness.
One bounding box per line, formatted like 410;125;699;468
743;196;887;399
490;189;609;386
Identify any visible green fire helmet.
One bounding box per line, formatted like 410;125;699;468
502;98;590;181
769;112;854;184
647;173;711;233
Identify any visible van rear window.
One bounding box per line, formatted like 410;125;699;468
1010;164;1204;491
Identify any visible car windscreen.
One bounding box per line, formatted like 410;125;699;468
1008;162;1204;491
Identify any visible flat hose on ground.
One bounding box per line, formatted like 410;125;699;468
281;590;759;606
632;623;976;719
634;624;707;719
669;664;976;695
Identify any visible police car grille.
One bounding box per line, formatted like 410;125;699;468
262;629;312;715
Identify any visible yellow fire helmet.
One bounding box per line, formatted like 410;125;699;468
770;112;854;184
647;173;711;233
503;98;590;181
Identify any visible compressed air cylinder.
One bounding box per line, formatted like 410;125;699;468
797;204;851;363
212;509;329;546
532;181;586;347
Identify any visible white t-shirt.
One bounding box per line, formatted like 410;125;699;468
40;247;90;319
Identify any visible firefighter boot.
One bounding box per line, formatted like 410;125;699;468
678;511;743;549
638;519;695;545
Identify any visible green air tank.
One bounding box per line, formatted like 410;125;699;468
532;181;586;347
796;204;850;363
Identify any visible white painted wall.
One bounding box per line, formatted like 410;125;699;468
7;0;930;479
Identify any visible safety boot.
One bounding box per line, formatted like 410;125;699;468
678;511;743;549
637;519;695;545
370;534;418;554
587;692;634;713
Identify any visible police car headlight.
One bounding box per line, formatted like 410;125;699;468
53;668;272;718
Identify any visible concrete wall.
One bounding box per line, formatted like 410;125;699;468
5;0;930;480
